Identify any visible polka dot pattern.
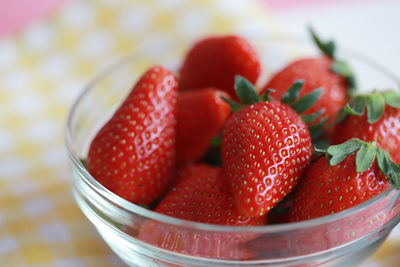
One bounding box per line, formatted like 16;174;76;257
0;0;281;265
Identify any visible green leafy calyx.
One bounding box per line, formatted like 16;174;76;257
210;133;222;147
280;79;323;119
280;79;326;140
221;75;260;112
331;60;357;96
309;26;357;97
317;138;400;189
309;26;336;58
80;158;88;168
344;90;400;124
234;76;260;105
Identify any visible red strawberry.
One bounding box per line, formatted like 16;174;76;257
247;194;396;258
261;56;348;124
332;90;400;164
285;139;400;255
260;28;355;130
155;164;266;225
289;139;400;222
289;155;389;222
87;65;178;205
179;35;261;101
176;88;231;164
221;77;313;217
138;164;267;259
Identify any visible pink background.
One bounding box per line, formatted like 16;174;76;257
0;0;351;38
0;0;67;37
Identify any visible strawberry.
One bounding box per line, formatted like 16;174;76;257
247;195;395;258
138;164;266;259
87;65;178;205
285;139;400;255
289;138;400;222
153;164;266;225
221;76;313;217
176;88;231;164
179;35;261;101
260;28;355;130
332;90;400;163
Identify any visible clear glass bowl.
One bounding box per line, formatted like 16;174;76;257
65;36;400;267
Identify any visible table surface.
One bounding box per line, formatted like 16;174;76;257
0;0;399;266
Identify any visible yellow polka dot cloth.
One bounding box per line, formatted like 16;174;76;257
0;0;398;266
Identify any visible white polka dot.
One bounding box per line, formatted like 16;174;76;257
154;0;186;10
0;130;16;153
176;8;211;37
39;222;70;243
25;119;59;143
136;34;173;56
38;53;74;78
0;39;18;68
99;0;125;5
80;30;114;59
23;22;55;52
41;146;67;166
9;94;45;116
8;179;39;196
55;258;86;267
23;196;53;218
0;158;27;180
60;1;95;29
215;0;247;16
118;5;152;35
235;20;271;39
0;237;18;255
57;79;86;104
1;70;32;90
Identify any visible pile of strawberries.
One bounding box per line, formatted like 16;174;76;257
84;28;400;256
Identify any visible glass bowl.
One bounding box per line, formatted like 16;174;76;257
65;36;400;267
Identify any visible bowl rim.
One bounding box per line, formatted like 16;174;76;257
64;35;400;233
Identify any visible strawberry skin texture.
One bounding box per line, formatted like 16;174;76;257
179;35;261;101
139;164;266;260
155;164;266;225
261;56;348;125
222;102;312;217
332;106;400;164
176;88;231;164
87;65;178;205
289;155;390;222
